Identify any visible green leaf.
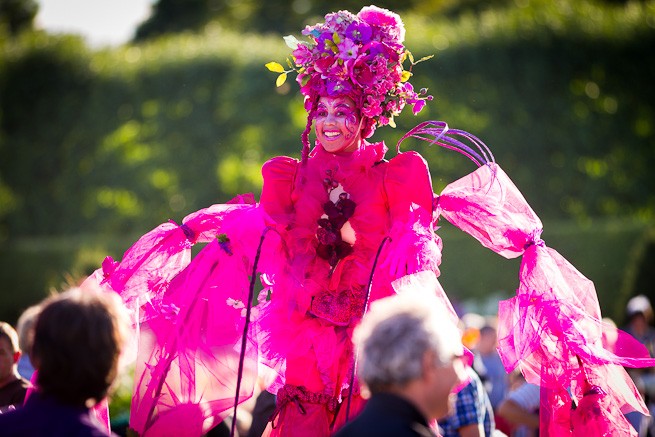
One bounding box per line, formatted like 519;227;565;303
388;117;396;128
333;32;340;45
265;62;285;73
276;73;288;87
283;35;299;50
414;54;434;65
401;70;413;82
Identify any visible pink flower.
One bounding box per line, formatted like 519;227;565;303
293;44;314;65
337;38;359;60
357;5;405;43
272;5;429;130
101;256;119;282
349;56;376;87
361;95;383;118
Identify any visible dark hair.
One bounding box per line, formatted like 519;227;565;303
32;287;128;406
301;97;318;164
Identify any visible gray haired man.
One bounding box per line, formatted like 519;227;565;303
335;277;468;437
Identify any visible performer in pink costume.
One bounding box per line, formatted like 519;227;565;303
86;5;655;437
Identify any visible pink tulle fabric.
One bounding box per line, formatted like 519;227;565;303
86;200;288;436
89;141;445;436
437;163;655;436
88;143;654;436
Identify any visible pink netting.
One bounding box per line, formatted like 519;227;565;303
85;201;287;436
86;154;655;436
437;163;655;436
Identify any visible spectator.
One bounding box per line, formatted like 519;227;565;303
474;322;511;435
438;366;495;436
334;288;468;437
497;370;540;437
476;323;508;412
0;286;131;436
622;295;655;435
0;322;30;412
15;304;41;381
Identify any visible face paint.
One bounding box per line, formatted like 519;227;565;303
315;96;363;154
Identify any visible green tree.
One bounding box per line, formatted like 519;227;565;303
134;0;221;41
0;0;38;35
134;0;443;40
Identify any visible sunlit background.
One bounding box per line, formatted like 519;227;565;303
35;0;154;47
2;0;654;329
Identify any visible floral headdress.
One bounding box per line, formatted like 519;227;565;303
267;6;432;142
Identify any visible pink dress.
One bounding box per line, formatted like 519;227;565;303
258;141;444;435
87;139;655;437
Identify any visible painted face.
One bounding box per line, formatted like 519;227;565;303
315;96;362;154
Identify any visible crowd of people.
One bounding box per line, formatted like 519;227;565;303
1;281;654;437
2;4;655;437
0;286;131;436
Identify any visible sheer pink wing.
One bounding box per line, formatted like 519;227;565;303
437;163;655;437
85;201;285;436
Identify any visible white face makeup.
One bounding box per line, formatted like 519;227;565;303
315;96;362;154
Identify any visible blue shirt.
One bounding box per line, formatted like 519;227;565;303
438;368;494;436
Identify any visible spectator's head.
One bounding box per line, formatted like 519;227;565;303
625;295;654;340
477;325;498;355
16;305;41;363
626;295;653;326
354;291;466;420
32;287;130;407
0;322;20;386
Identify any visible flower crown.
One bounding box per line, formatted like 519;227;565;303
267;6;433;130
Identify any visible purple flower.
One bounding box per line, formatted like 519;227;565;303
345;21;372;44
411;99;426;115
270;5;431;131
326;79;352;96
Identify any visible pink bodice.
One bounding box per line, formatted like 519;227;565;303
259;141;443;396
261;142;439;327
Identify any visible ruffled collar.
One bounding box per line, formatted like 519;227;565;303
309;140;388;181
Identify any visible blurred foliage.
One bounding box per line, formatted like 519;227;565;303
134;0;217;41
0;0;37;35
136;0;447;39
0;0;654;322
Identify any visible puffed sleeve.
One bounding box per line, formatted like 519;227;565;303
260;156;298;224
383;151;442;278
